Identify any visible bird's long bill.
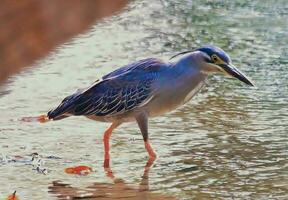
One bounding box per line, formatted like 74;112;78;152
221;64;254;86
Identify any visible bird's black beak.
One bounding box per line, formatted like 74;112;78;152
220;64;254;86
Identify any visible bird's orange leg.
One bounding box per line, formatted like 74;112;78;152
103;123;120;168
136;113;157;159
144;140;157;159
103;128;113;160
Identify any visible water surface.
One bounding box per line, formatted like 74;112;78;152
0;0;287;199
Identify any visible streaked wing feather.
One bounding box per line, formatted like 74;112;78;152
71;58;165;117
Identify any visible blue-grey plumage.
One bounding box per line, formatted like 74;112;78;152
48;58;166;121
46;45;254;162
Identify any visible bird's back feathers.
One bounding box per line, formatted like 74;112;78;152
47;58;166;120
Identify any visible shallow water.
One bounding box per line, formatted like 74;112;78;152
0;0;287;199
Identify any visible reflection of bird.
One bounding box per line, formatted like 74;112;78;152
49;158;176;200
43;45;254;161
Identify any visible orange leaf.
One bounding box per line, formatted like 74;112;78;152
21;115;49;123
7;191;19;200
65;165;92;175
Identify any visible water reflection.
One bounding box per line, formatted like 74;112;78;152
0;0;287;199
49;158;176;200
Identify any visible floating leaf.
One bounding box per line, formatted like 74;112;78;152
65;166;92;175
6;191;19;200
21;115;49;123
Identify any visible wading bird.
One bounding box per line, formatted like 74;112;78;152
39;45;254;162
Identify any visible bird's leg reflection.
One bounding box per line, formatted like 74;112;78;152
103;157;155;183
49;158;174;200
49;158;176;200
139;157;155;191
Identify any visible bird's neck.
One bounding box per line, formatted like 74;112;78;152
167;55;208;98
165;62;207;91
169;55;207;79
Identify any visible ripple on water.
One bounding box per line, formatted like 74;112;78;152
0;0;287;199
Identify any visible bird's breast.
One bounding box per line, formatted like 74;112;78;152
183;81;205;104
146;72;207;117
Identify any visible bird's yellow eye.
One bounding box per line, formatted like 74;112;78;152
211;54;218;62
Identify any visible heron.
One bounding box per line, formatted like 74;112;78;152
39;45;254;162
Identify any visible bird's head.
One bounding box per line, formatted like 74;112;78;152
172;45;254;86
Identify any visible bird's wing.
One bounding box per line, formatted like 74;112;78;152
69;58;166;117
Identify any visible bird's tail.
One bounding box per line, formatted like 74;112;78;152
21;100;72;123
47;97;74;121
21;93;78;123
47;92;83;120
22;90;85;123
